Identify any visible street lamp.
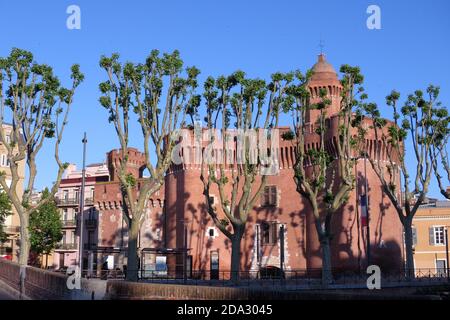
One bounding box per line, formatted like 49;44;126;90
78;132;87;274
445;226;449;280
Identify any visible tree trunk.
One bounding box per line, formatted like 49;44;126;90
230;227;244;283
403;218;415;279
320;237;333;286
18;213;30;299
18;214;30;266
126;219;140;282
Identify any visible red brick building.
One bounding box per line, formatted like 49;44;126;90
69;54;403;278
164;54;404;277
92;148;165;275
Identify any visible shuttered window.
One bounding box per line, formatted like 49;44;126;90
262;186;277;207
261;221;278;245
412;227;417;246
0;154;6;167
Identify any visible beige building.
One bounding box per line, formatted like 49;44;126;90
412;198;450;276
53;163;109;270
0;124;25;262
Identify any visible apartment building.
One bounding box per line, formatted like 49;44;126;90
412;198;450;275
0;124;25;262
53;163;109;269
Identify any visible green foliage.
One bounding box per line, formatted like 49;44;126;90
324;191;334;205
340;64;364;86
203;69;293;130
281;130;295;141
0;48;84;135
0;191;12;243
125;173;137;188
99;50;201;127
29;189;62;255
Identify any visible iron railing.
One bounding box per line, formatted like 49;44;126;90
51;267;450;288
56;197;79;206
132;268;450;288
56;197;93;206
56;243;78;250
61;219;77;227
3;226;20;234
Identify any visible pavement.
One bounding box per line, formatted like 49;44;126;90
0;286;15;300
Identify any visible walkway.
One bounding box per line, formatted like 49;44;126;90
0;286;15;300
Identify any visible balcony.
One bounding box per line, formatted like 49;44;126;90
56;197;79;206
3;226;20;234
84;243;97;251
56;242;78;250
85;218;97;229
61;219;77;228
56;197;94;206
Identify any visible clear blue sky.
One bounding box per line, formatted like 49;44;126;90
0;0;449;199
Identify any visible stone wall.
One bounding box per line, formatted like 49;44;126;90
0;259;106;300
104;280;440;300
0;258;20;291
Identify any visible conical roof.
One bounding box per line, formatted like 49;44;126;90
310;54;338;82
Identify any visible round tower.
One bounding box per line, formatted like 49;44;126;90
306;54;343;124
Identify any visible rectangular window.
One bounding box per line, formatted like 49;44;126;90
433;226;445;245
88;231;94;246
262;186;277;207
210;251;219;271
261;221;278;245
0;154;6;167
89;208;95;220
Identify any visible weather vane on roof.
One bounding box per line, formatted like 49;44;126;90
318;37;325;55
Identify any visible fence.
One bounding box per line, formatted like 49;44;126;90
1;258;448;299
61;266;450;290
134;268;450;288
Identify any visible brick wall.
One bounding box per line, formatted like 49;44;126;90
0;259;106;300
0;258;20;291
104;279;440;300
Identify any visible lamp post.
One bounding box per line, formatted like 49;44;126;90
445;227;449;280
78;132;87;274
363;153;371;266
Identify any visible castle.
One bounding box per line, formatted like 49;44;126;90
54;54;404;277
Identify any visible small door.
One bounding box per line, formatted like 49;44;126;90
210;251;219;280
